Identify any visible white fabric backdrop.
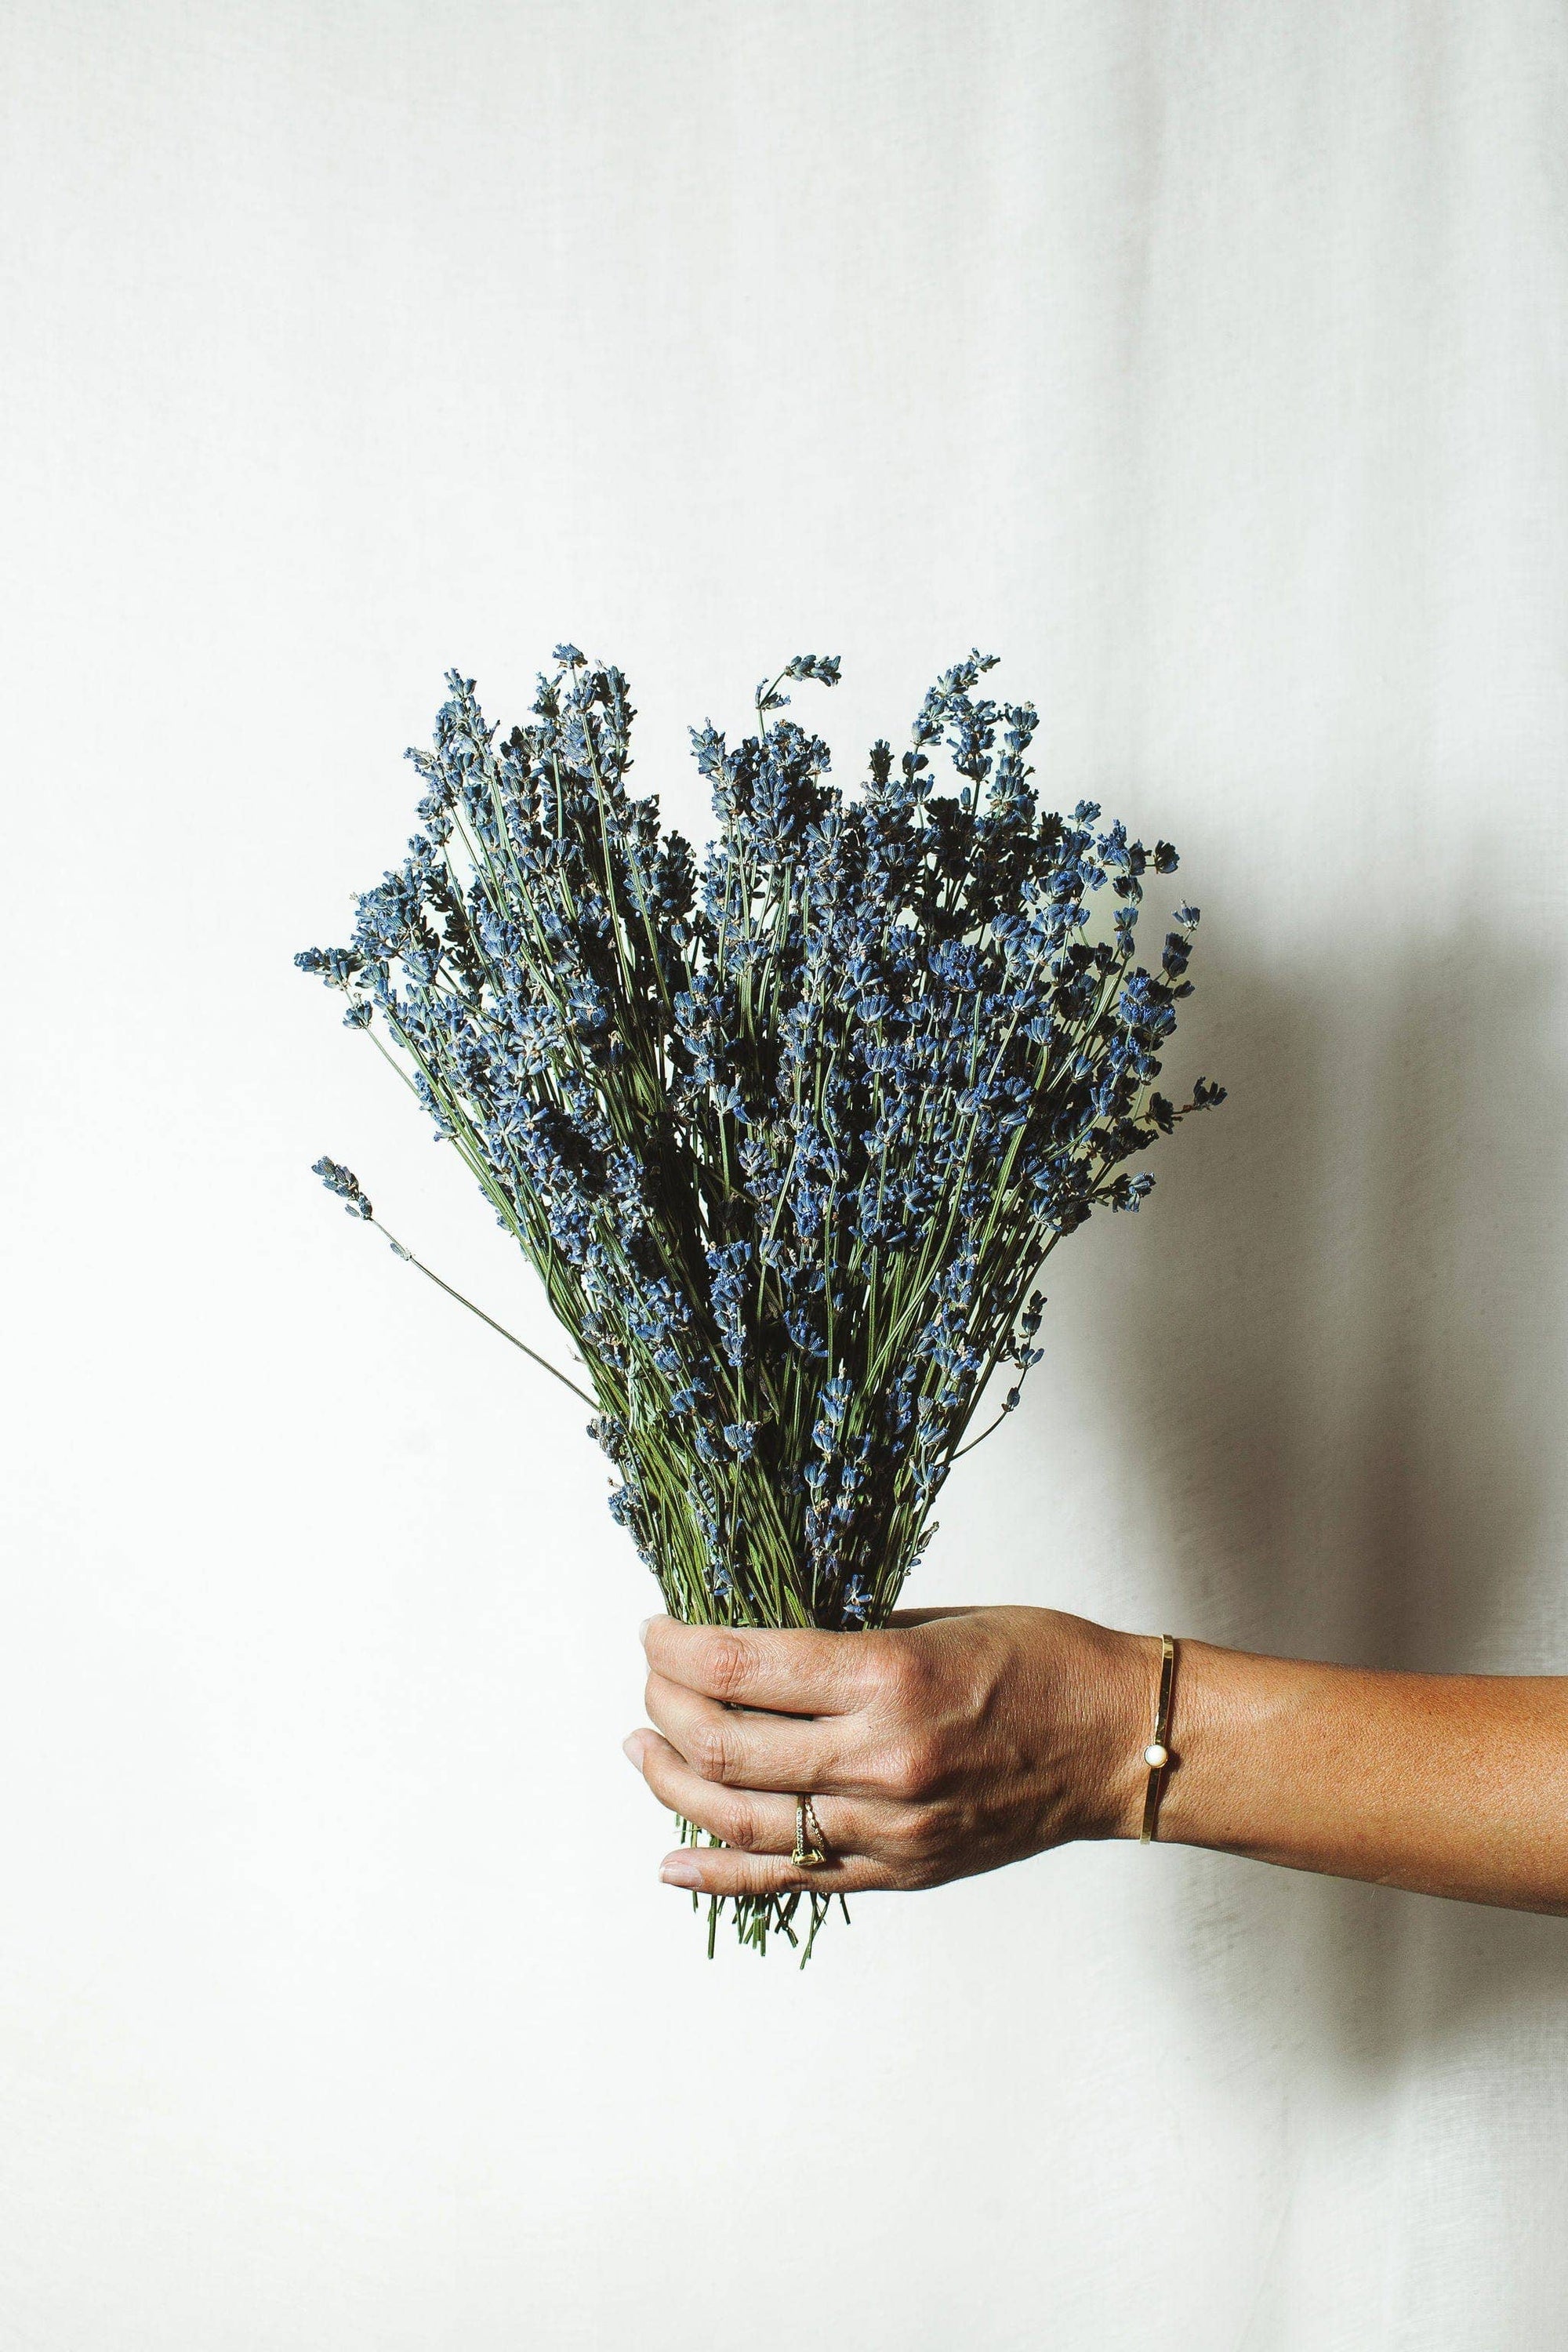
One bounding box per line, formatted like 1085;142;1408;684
5;3;1567;2345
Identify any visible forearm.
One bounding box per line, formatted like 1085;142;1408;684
1122;1637;1568;1915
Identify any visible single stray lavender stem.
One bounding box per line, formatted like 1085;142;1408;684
379;1225;597;1408
309;1157;595;1406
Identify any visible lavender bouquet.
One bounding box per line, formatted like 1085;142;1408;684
299;648;1221;1956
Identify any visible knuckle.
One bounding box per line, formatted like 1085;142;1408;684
869;1635;927;1711
688;1718;735;1783
880;1736;939;1803
723;1797;761;1851
891;1802;944;1860
702;1631;756;1700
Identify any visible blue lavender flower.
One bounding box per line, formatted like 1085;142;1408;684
297;646;1221;1667
312;1156;372;1219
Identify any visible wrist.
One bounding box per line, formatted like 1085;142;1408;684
1132;1637;1290;1856
1077;1624;1164;1842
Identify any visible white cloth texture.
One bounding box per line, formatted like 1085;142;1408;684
4;4;1566;2346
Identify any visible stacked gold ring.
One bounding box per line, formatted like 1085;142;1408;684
793;1795;828;1867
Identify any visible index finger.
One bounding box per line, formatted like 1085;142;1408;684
640;1617;875;1715
886;1606;979;1625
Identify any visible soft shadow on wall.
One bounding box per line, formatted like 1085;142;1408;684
1091;925;1568;2068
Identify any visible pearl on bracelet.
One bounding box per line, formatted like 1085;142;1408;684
1144;1742;1169;1769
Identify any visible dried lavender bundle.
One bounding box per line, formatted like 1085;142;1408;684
299;648;1221;1956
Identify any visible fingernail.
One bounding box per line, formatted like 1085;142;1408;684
637;1616;652;1643
622;1733;644;1766
659;1857;700;1888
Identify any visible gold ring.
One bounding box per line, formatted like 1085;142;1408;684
792;1795;827;1867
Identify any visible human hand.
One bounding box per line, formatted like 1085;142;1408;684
622;1604;1154;1900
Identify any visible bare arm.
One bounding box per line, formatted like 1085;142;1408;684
1157;1636;1568;1911
624;1606;1568;1916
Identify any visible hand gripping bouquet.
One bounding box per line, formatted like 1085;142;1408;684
299;648;1222;1958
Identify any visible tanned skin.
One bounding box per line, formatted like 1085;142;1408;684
623;1606;1568;1916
